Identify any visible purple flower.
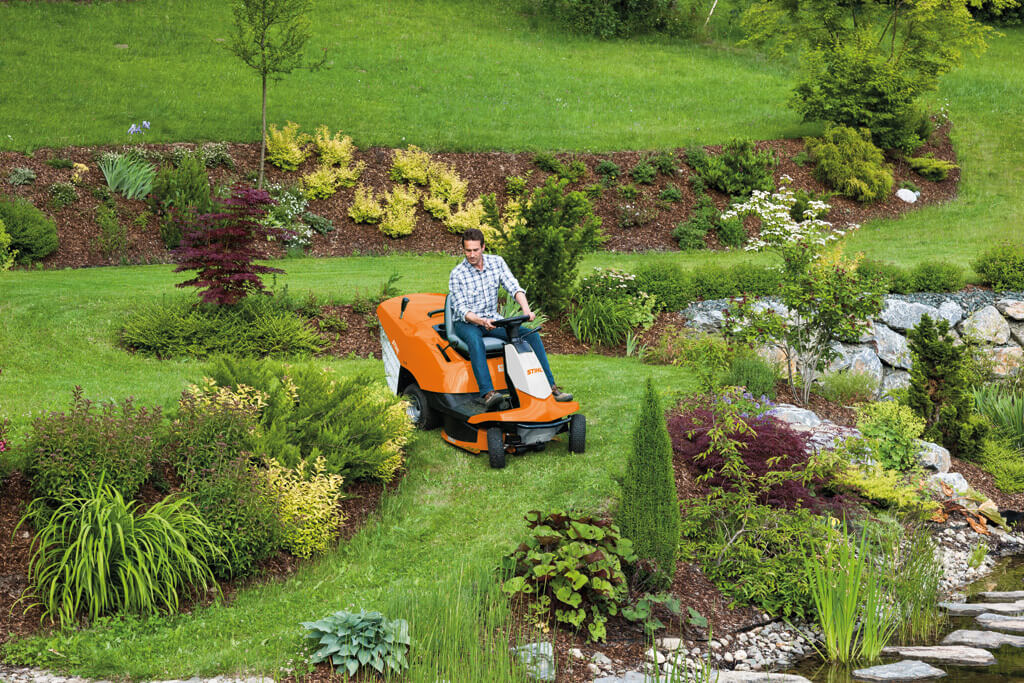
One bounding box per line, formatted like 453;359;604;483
142;121;150;129
128;124;140;135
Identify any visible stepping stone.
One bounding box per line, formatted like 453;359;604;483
853;660;947;681
714;673;813;683
940;601;1024;616
879;645;995;667
976;613;1024;633
942;628;1024;649
978;590;1024;601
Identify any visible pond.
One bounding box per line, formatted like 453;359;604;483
785;556;1024;682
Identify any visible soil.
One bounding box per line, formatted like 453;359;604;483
0;124;958;269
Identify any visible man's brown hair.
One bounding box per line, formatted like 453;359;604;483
461;228;485;247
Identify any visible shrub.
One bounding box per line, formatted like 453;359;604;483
95;204;127;258
348;184;384;224
485;176;603;315
978;437;1024;493
634;262;697;312
312;125;356;167
532;152;562;174
505;174;529;197
906;315;989;458
380;185;420;237
909;260;965;293
303;211;333;235
45;158;74;169
806;125;893;203
816;370;879;405
971;0;1024;25
617;379;679;587
427;161;469;205
390;145;432;185
715;210;746;248
672;218;708;251
444;198;486;234
856;401;926;471
583;183;603;200
973;243;1024;291
266;121;311;171
906;154;957;181
259;457;344;559
303;610;410;677
300;165;342;199
616;183;640;200
150;153;214;249
206;357;413;482
616;202;657;229
658;183;683;203
0;195;59;263
691;264;735;299
423;194;451;220
832;461;937;514
568;297;638;347
174;185;286;305
723;354;778;399
501;510;636;642
71;162;89;185
47;182;77;210
20;482;220;628
688;139;777;198
673;194;743;250
25;387;161;501
629;160;657;185
200;141;235;169
729;263;783;295
0;217;15;270
858;258;914;294
595;159;620;180
649;149;678;176
7;167;36;186
97;152;157;200
188;457;281;579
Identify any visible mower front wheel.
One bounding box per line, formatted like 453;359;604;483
568;414;586;453
487;427;506;469
402;382;440;430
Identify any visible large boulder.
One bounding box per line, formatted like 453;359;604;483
996;299;1024;321
848;346;886;384
1011;322;1024;347
689;308;726;333
768;404;822;429
938;300;964;327
990;345;1024;378
881;370;911;397
852;660;947;681
874;324;912;369
960;305;1011;344
930;472;970;496
881;300;941;332
915;440;951;474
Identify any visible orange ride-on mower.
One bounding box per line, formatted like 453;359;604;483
377;293;585;468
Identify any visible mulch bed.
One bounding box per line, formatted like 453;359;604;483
0;124;958;269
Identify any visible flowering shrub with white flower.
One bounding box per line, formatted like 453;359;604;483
722;180;884;405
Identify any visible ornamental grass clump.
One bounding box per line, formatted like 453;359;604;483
97;152;157;200
616;379;679;587
19;479;221;628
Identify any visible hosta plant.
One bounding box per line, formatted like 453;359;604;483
501;510;636;642
302;609;410;677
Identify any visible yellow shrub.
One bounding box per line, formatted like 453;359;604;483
70;163;89;185
0;217;16;271
301;165;342;200
181;377;267;417
259;456;345;559
427;161;468;205
335;161;366;188
422;194;452;220
389;145;432;185
834;462;938;515
313;126;356;167
266;121;311;171
443;197;486;234
380;185;420;238
348;184;384;224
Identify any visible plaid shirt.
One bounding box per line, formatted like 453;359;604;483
449;254;524;323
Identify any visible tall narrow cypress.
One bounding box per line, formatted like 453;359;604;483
617;378;680;588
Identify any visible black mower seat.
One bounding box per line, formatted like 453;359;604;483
440;294;504;357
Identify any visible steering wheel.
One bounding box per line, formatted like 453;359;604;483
491;314;531;327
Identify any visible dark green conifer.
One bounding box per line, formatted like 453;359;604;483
617;378;680;588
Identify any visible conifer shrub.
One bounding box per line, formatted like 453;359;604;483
906;315;989;459
300;165;342;199
348;185;384;224
909;260;965;293
0;216;16;270
266;121;311;171
380;185;420;238
973;243;1024;291
443;198;486;234
906;154;957;182
687;139;777;198
427;161;468;205
422;194;451;220
150;151;213;248
312;125;356;167
806;125;893;203
389;145;432;185
0;195;58;263
617;380;680;587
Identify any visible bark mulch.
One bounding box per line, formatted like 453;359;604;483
0;124;958;269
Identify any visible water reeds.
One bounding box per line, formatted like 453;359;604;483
886;527;944;643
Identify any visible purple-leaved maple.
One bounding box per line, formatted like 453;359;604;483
173;185;289;305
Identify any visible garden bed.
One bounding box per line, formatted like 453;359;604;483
0;125;958;269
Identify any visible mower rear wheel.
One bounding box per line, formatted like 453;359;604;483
487;427;506;469
568;414;586;453
402;383;439;430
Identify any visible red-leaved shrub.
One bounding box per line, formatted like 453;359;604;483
668;405;844;513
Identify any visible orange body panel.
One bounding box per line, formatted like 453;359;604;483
377;294;507;394
441;429;489;454
468;391;579;425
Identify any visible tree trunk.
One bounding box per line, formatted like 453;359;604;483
259;73;267;190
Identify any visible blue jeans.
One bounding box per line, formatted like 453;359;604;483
453;321;556;396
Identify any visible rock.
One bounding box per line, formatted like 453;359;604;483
941;628;1024;649
881;300;941;332
878;645;995;666
713;672;812;682
976;613;1024;632
645;647;666;665
938;301;964;327
1011;322;1024;347
915;440;951;473
979;591;1024;601
930;472;970;496
593;672;651;683
768;404;822;428
941;601;1024;616
569;648;585;660
896;188;918;203
881;370;911;397
852;660;947;681
587;662;602;676
512;641;555;681
848;346;886;384
656;637;683;651
960;306;1011;344
874;324;912;369
828;341;852;372
592;652;613;667
996;299;1024;321
990;345;1024;378
690;309;726;332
